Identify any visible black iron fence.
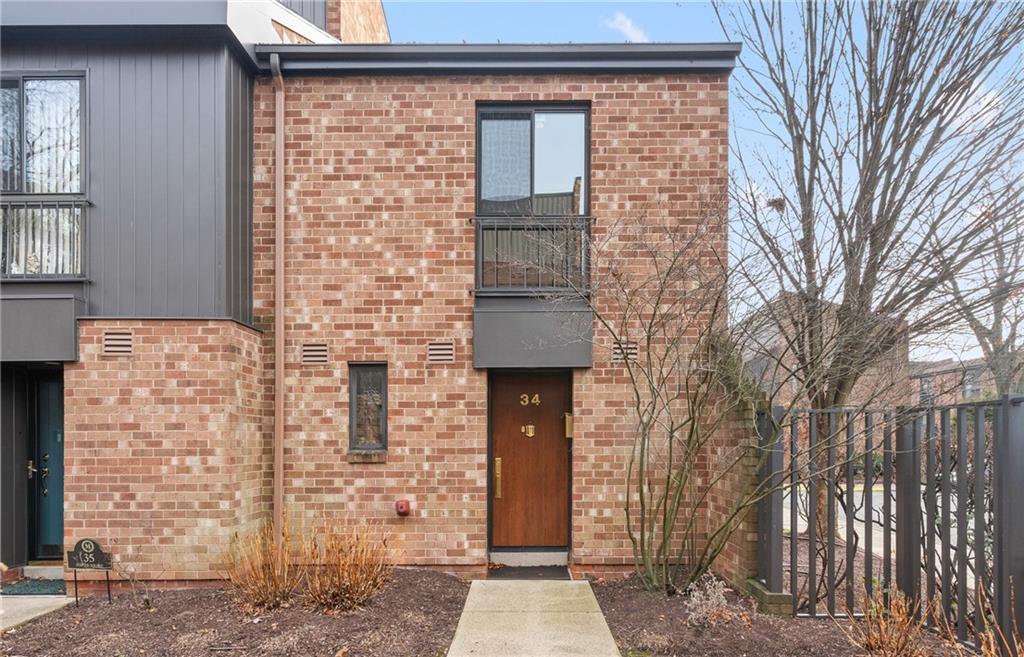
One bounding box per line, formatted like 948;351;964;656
1;198;87;277
756;397;1024;647
475;216;589;293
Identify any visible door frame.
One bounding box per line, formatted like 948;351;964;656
28;366;63;561
486;368;573;551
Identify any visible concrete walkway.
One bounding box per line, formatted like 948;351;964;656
447;580;620;657
0;595;74;631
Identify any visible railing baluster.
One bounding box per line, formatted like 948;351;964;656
974;406;986;647
956;406;968;642
883;411;893;606
790;415;799;615
926;409;937;620
864;412;874;600
845;411;856;612
827;410;837;616
940;408;952;621
808;412;818;617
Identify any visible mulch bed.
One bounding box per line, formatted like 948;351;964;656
0;568;469;657
591;574;865;657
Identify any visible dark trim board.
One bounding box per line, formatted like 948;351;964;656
255;42;742;76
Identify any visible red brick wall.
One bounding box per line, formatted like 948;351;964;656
252;72;734;572
64;320;269;580
327;0;390;43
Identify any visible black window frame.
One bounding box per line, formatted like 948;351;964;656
475;102;591;219
0;71;88;199
348;362;388;453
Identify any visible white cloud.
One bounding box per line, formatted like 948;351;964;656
603;12;650;43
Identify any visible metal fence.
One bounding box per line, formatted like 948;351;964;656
755;397;1024;647
1;198;86;277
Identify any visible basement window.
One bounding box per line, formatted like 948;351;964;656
348;363;387;455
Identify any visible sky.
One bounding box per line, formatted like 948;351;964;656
382;1;987;363
383;1;723;45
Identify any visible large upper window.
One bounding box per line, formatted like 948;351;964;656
477;106;588;217
1;76;83;194
1;75;85;277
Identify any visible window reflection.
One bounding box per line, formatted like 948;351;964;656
24;79;81;194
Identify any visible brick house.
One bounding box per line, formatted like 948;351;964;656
1;0;751;585
909;357;1009;406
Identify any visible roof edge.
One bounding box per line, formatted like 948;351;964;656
254;42;742;75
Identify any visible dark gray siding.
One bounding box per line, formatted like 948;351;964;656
277;0;328;31
1;365;31;567
225;52;254;325
1;34;254;326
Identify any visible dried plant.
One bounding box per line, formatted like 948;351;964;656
302;521;393;612
223;517;302;612
683;574;746;627
838;588;932;657
931;585;1024;657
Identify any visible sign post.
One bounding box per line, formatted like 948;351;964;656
66;538;113;605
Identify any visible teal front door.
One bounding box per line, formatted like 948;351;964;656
34;376;64;559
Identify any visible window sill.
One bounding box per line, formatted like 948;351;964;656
1;276;88;283
347;451;387;464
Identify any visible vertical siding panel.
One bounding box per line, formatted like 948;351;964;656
151;48;169;315
135;48;153;315
182;50;201;315
3;37;253;324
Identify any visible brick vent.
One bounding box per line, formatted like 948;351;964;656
612;341;639;363
102;331;133;356
301;342;329;364
426;341;456;364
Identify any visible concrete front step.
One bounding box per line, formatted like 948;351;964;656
447;580;620;657
489;550;568;567
22;565;63;580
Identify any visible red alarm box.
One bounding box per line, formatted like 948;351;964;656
395;499;411;516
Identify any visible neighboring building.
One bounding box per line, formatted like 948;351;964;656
1;0;748;584
741;293;912;410
909;357;1000;406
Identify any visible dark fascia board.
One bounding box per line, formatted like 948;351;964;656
0;25;260;74
254;43;742;76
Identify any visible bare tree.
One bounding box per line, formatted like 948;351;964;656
942;174;1024;396
718;0;1024;411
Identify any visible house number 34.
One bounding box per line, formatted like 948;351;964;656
520;394;541;406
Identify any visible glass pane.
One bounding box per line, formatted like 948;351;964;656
1;79;20;192
351;366;386;451
479;113;531;215
1;205;83;276
24;79;81;193
479;222;584;289
534;112;586;216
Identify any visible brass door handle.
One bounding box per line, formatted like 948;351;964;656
27;460;37;479
494;457;502;499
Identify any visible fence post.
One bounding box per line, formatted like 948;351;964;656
895;408;921;604
995;396;1024;637
756;406;785;593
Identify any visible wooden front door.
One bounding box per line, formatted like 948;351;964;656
490;371;571;548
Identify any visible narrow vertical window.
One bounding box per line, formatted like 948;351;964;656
349;363;387;452
1;78;21;192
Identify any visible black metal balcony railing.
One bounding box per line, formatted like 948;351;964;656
1;198;86;278
475;217;589;293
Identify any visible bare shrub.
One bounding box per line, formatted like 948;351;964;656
839;588;931;657
683;574;745;627
302;521;393;612
224;518;302;612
